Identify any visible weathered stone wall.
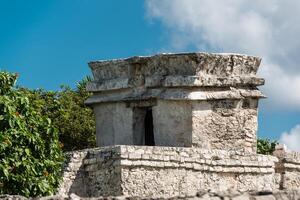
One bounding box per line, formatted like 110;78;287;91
145;98;258;153
152;100;192;147
57;150;88;197
58;146;280;198
273;145;300;190
4;190;300;200
92;98;258;153
116;146;278;197
191;99;258;153
58;147;123;197
86;53;265;153
93;102;133;146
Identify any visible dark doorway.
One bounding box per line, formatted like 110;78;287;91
144;108;155;146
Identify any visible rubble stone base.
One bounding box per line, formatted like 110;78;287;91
58;146;280;198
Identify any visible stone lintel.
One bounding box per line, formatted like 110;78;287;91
85;88;266;105
86;76;265;92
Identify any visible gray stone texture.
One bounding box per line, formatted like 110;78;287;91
3;190;300;200
86;53;265;154
273;145;300;190
93;102;133;147
55;52;300;198
57;146;284;198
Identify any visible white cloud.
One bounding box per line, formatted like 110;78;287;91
279;125;300;152
146;0;300;110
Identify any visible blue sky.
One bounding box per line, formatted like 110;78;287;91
0;0;165;89
1;0;300;148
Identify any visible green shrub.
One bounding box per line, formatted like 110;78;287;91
21;76;96;151
55;83;96;151
0;72;64;197
257;138;278;155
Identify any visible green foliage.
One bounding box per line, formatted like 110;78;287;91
0;72;17;95
257;138;278;155
76;75;92;93
21;76;96;151
0;72;64;197
54;82;96;151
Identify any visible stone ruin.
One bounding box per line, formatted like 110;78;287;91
57;53;300;198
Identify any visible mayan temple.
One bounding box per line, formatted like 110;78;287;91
57;53;300;198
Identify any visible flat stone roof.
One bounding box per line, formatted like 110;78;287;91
88;52;262;82
86;52;265;104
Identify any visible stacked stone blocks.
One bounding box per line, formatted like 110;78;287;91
85;53;265;153
57;53;300;198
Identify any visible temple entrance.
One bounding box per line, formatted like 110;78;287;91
144;108;155;146
132;107;155;146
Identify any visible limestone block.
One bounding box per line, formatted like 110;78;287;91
152;100;192;147
93;102;133;146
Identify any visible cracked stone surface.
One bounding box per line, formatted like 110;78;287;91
85;52;265;153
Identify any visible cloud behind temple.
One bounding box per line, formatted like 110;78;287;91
146;0;300;110
279;124;300;152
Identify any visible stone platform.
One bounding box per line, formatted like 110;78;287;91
58;146;280;198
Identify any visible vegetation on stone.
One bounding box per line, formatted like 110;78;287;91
0;72;64;197
257;138;278;155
